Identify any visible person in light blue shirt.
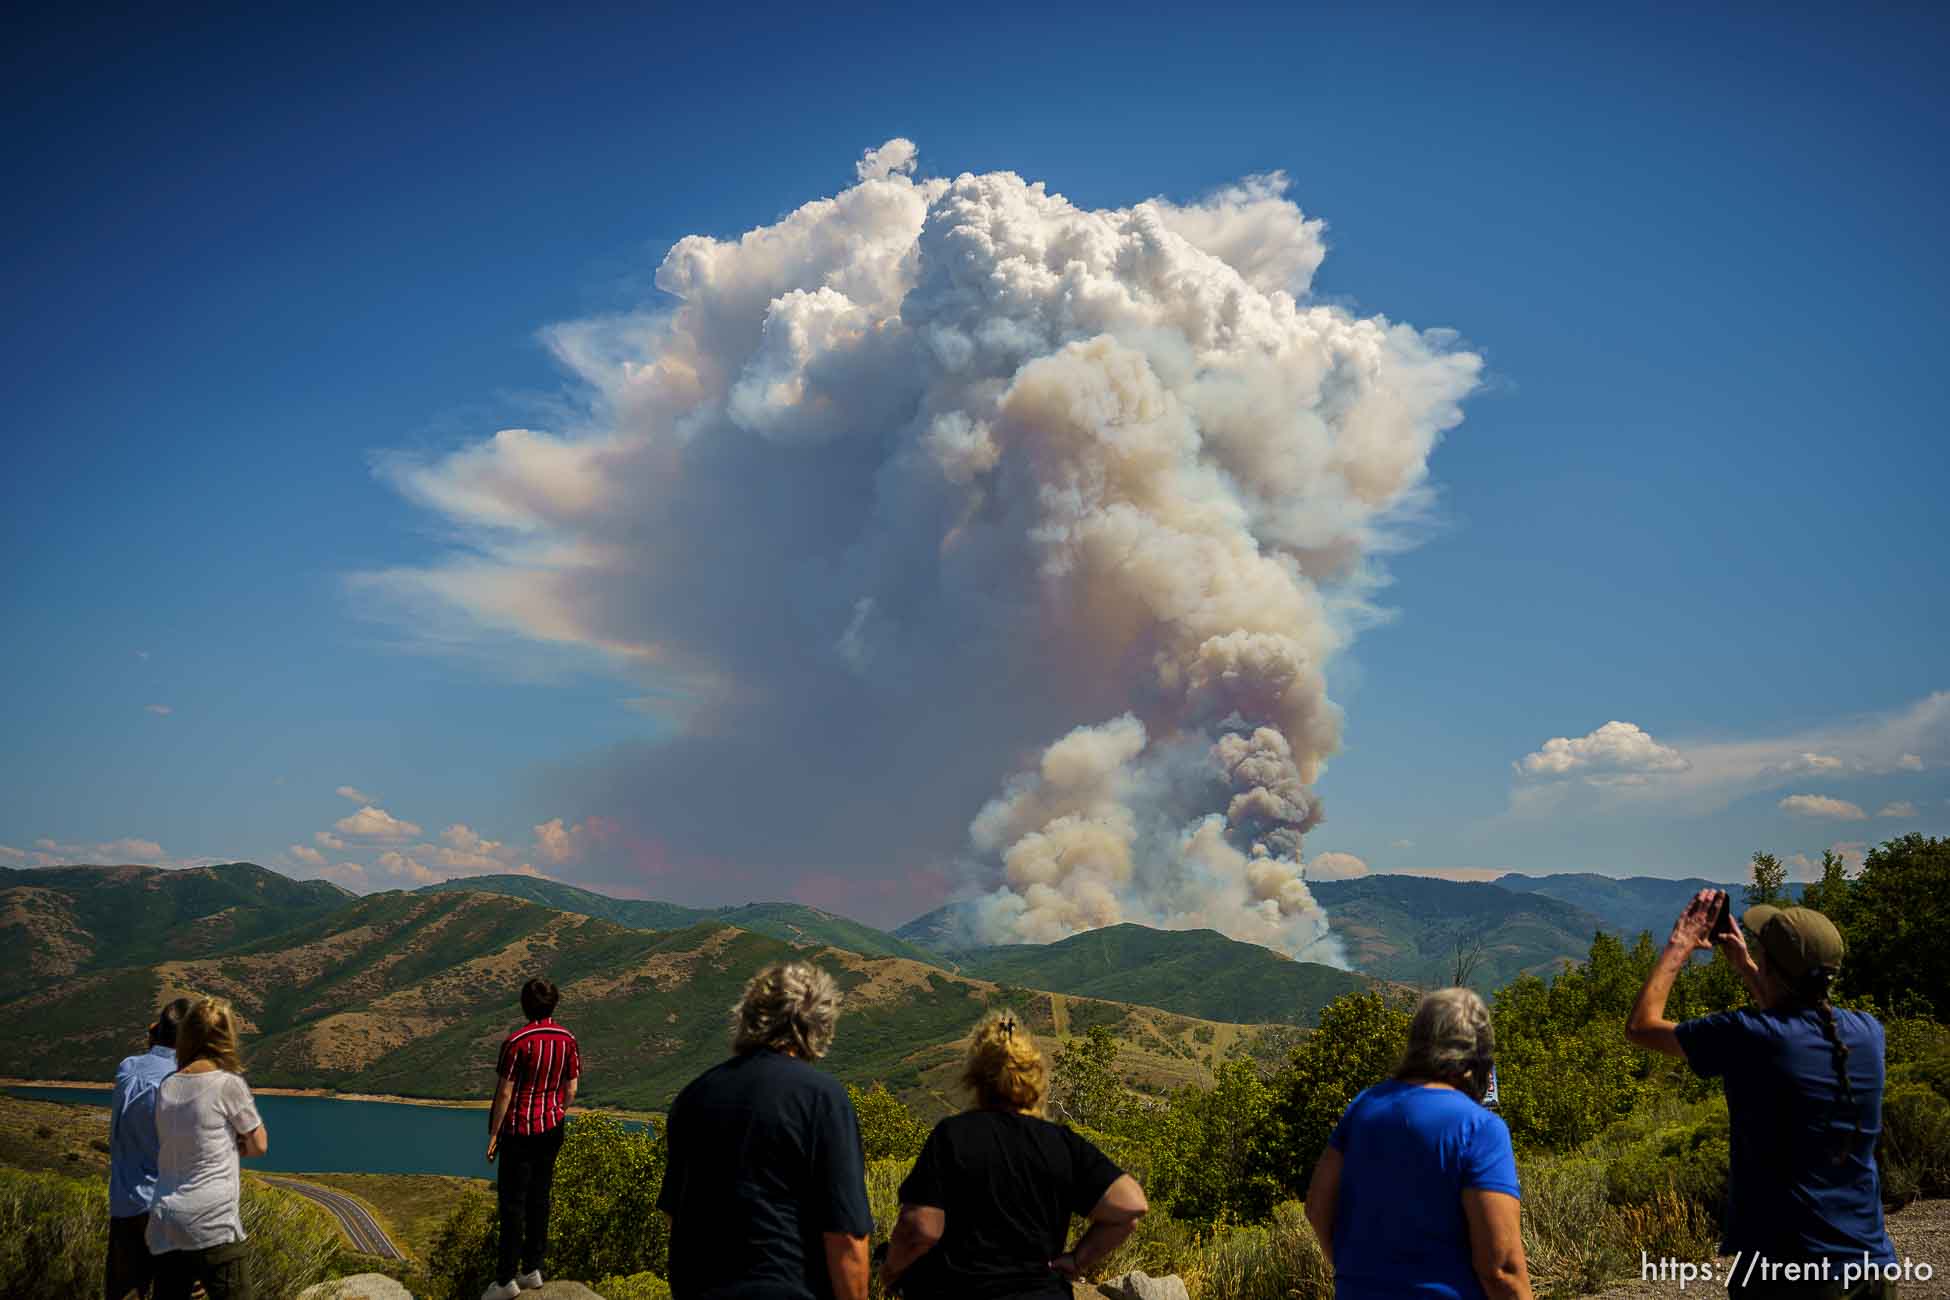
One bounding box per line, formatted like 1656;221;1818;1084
107;998;192;1300
1306;987;1532;1300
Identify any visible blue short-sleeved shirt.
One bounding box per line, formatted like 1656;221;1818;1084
1328;1079;1521;1300
1675;1006;1895;1266
109;1045;179;1218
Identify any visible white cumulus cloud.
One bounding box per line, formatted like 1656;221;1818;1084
288;844;325;866
1877;801;1918;818
332;806;423;841
1779;794;1867;820
335;785;378;803
1519;721;1689;781
145;704;172;717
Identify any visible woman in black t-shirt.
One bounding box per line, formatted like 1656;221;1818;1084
879;1011;1149;1300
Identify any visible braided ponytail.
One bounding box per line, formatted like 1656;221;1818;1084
1805;970;1863;1165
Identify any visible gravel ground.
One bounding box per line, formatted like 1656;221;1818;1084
1587;1199;1950;1299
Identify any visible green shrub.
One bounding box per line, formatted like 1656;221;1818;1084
596;1270;672;1300
240;1180;345;1298
0;1167;339;1299
849;1083;930;1161
864;1156;912;1247
1515;1153;1621;1297
1879;1081;1950;1203
0;1166;104;1296
427;1115;670;1300
1182;1203;1330;1300
425;1185;499;1300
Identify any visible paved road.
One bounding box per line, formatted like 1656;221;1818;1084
259;1175;404;1260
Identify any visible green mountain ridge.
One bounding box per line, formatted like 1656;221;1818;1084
415;875;947;966
1;862;351;987
958;922;1374;1026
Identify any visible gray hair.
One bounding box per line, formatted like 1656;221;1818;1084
730;962;842;1059
1396;987;1494;1097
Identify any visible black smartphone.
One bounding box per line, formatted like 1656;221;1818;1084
1708;889;1735;940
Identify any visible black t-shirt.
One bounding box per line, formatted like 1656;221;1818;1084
657;1051;874;1300
896;1110;1123;1300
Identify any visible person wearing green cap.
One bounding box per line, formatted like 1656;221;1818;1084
1625;888;1899;1297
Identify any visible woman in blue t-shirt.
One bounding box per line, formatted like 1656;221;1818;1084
1626;890;1898;1298
1306;987;1532;1300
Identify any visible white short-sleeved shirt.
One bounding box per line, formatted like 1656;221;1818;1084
145;1069;263;1253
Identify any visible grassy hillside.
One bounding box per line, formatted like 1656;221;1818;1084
0;892;1259;1114
417;877;947;965
1307;876;1610;990
959;923;1373;1026
1;863;351;986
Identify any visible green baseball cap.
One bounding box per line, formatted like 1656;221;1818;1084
1742;904;1845;980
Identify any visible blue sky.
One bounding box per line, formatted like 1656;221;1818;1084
3;4;1945;929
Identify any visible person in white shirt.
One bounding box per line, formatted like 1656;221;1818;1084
146;996;269;1300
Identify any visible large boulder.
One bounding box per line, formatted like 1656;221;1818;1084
1101;1270;1192;1300
296;1277;413;1300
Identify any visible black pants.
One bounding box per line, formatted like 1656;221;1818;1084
496;1123;566;1282
104;1213;153;1300
153;1240;249;1300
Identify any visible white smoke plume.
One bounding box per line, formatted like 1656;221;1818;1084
364;141;1481;954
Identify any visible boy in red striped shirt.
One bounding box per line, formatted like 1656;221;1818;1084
482;978;580;1300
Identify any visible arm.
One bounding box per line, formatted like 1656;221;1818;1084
1625;888;1717;1058
486;1075;516;1161
1462;1189;1532;1300
823;1231;870;1300
1304;1145;1342;1253
238;1123;269;1158
1052;1174;1148;1278
880;1204;944;1290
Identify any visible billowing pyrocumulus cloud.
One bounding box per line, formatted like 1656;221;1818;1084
360;141;1481;953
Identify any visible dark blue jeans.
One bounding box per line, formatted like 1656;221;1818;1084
496;1123;565;1282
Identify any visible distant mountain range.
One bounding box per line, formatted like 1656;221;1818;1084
1;867;1292;1112
1493;872;1748;943
2;861;1763;1108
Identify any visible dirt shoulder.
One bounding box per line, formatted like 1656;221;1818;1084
1585;1199;1950;1298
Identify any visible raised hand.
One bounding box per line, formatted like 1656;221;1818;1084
1669;888;1720;952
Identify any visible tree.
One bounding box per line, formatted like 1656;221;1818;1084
1145;1060;1282;1224
1834;834;1949;1017
1450;926;1490;989
848;1082;930;1161
1266;988;1414;1195
1050;1025;1130;1132
1746;851;1788;908
1799;849;1853;920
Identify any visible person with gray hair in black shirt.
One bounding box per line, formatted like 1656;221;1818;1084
658;961;873;1300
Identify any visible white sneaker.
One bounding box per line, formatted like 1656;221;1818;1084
517;1271;545;1291
481;1281;522;1300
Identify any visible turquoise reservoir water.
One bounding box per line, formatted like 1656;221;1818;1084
8;1086;648;1178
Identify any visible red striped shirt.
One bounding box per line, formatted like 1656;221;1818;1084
497;1018;580;1136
